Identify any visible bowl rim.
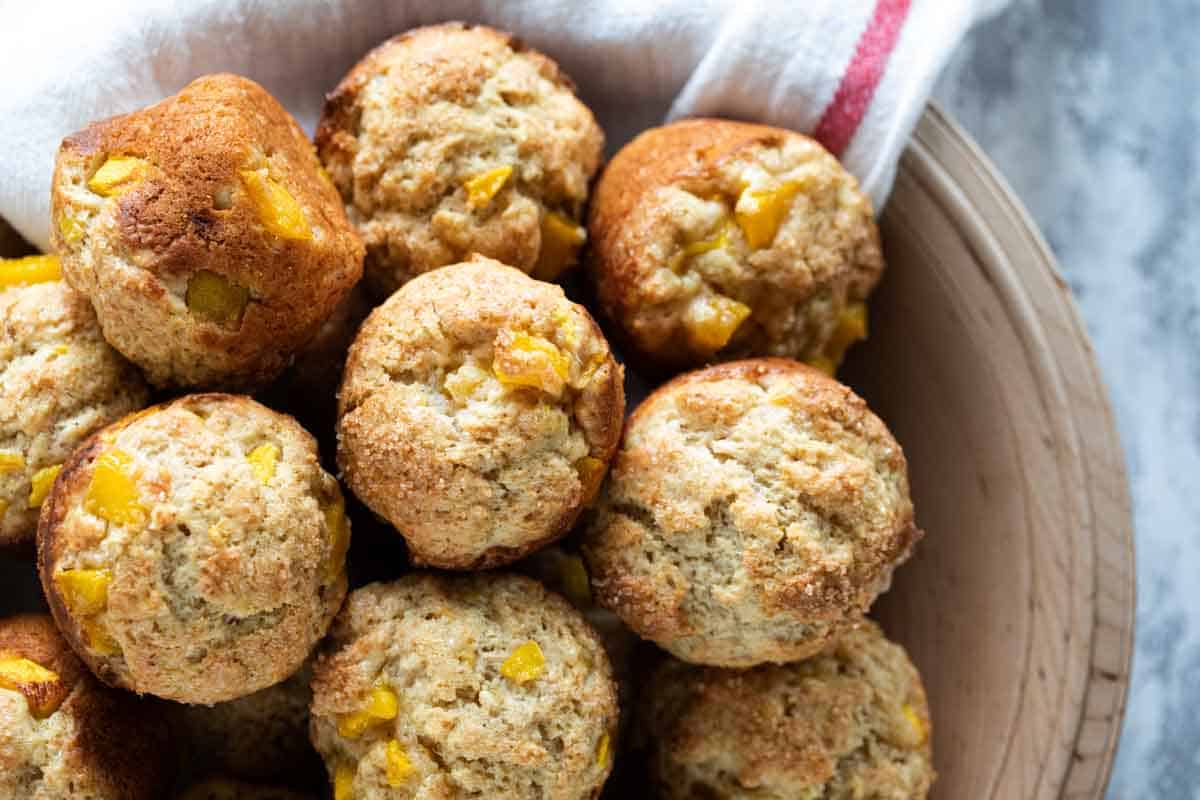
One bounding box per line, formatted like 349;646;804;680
900;103;1135;799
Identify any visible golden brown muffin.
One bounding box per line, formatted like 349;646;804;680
309;573;618;800
177;778;316;800
317;22;604;296
51;73;364;390
171;664;321;785
588;119;882;375
582;359;920;667
0;262;149;547
0;614;175;799
637;621;935;799
337;257;624;569
37;394;350;704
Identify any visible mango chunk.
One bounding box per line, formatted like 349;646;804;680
533;211;586;281
0;255;62;289
684;294;752;352
735;181;802;249
186;270;250;325
55;569;111;616
82;618;121;656
0;656;63;719
902;703;929;745
0;451;24;472
443;363;491;403
238;169;312;240
500;640;545;684
27;464;61;509
247;443;280;485
385;739;416;786
821;302;868;371
574;456;605;508
595;732;611;767
85;449;146;527
464;165;513;209
493;331;569;397
88;156;150;197
334;763;355;800
337;684;399;738
58;213;85;244
560;552;592;608
322;493;350;583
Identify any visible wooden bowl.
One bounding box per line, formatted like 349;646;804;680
0;105;1133;798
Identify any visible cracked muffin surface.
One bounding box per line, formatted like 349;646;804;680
337;257;624;569
582;359;919;667
588;118;882;375
0;273;149;547
51;73;364;390
0;614;174;799
309;573;618;800
636;621;934;799
37;394;350;704
316;22;603;296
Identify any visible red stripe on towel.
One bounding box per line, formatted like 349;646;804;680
812;0;912;157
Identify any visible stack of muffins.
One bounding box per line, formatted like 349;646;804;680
0;21;934;800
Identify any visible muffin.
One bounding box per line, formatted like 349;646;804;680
309;573;618;800
637;621;935;799
38;393;350;704
172;664;322;784
337;257;624;569
0;258;149;547
0;614;174;798
316;22;604;296
588;118;882;374
177;778;316;800
582;359;920;667
51;73;364;389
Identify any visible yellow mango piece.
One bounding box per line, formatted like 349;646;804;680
238;169;312;240
0;451;24;472
85;449;146;527
560;552;592;608
574;456;605;508
684;294;752;352
735;181;802;249
88;156;149;196
443;363;490;403
186;270;250;325
821;302;869;370
464;165;513;209
58;213;85;244
322;493;350;583
493;331;570;397
27;464;61;509
333;763;355;800
337;709;374;739
82;618;121;656
500;640;545;684
247;443;280;485
595;732;611;767
54;569;111;616
533;211;586;281
902;703;929;744
0;255;62;289
365;685;399;721
0;656;63;719
385;739;415;786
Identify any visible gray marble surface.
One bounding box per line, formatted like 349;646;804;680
935;1;1199;796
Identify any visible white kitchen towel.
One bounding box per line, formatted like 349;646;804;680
0;0;1006;251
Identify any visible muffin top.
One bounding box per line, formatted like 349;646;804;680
0;614;174;799
637;621;935;800
310;573;618;800
38;394;349;703
337;257;624;569
0;269;148;547
51;73;364;389
317;22;604;295
583;359;919;667
588;118;882;374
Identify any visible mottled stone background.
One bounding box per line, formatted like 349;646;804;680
936;1;1199;796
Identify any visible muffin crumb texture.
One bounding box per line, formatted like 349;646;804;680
309;573;618;800
638;621;935;800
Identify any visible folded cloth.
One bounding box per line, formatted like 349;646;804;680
0;0;1006;251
